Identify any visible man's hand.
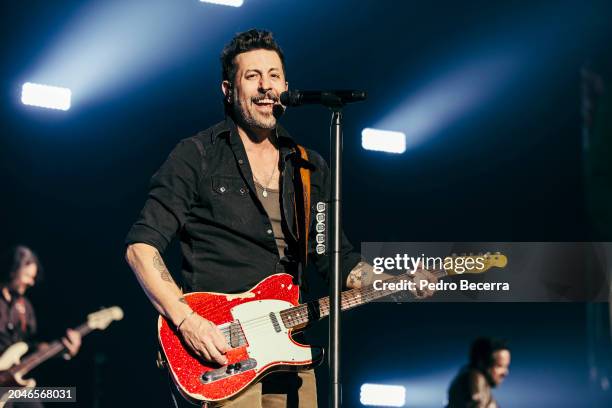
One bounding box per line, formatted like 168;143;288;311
178;313;230;365
61;329;82;357
410;269;438;299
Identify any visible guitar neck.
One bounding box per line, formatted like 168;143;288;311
280;269;448;330
13;323;92;375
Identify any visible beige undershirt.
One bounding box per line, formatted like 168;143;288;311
254;180;286;259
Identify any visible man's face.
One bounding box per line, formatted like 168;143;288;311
12;262;37;295
224;49;287;130
487;349;511;386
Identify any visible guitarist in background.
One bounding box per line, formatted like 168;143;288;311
0;246;81;407
125;29;436;407
0;246;81;365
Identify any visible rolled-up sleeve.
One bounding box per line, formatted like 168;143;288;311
125;139;203;254
308;154;362;289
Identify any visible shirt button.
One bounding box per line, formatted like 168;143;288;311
219;186;226;193
267;229;273;235
238;159;244;165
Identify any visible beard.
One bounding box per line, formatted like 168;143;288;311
232;90;284;130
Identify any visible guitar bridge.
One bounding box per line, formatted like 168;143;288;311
200;358;257;383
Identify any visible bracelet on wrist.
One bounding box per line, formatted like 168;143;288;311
177;310;196;331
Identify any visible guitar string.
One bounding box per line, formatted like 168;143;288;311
193;267;447;324
180;264;498;345
191;268;452;343
200;269;455;345
180;257;499;334
186;257;498;328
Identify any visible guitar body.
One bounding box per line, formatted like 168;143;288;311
0;343;37;408
0;342;36;387
0;306;123;408
158;273;323;405
0;343;29;371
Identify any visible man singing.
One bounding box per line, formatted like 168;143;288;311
125;29;435;407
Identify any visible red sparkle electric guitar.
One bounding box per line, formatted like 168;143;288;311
158;253;507;405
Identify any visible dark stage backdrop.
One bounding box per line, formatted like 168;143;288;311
1;1;610;407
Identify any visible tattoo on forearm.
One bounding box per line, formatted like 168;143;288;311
153;252;173;282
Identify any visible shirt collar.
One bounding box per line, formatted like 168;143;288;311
211;116;312;166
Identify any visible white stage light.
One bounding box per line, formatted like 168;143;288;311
199;0;244;7
360;383;406;407
361;128;406;154
21;82;71;111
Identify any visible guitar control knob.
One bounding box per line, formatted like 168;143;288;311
234;362;242;370
226;364;235;374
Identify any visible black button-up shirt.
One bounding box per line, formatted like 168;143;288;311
0;290;36;353
125;117;361;294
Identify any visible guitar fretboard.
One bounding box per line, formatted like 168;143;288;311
279;269;448;330
11;323;92;375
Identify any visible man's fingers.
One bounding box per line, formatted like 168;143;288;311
199;347;211;363
204;339;228;365
212;331;230;353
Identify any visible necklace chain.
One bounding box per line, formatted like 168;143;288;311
253;149;279;197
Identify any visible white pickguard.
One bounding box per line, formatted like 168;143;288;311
231;300;320;371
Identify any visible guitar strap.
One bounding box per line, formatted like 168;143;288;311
296;145;311;268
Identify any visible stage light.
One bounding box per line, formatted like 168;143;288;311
374;52;519;151
28;0;250;107
360;383;406;407
361;128;406;154
199;0;244;7
21;82;71;111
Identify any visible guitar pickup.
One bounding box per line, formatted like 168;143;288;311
200;358;257;383
229;322;243;348
269;312;281;333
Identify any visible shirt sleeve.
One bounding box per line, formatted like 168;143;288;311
125;139;203;254
307;153;362;289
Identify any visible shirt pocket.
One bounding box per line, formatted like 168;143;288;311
210;176;254;229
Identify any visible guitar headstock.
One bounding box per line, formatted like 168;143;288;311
87;306;124;330
444;252;508;276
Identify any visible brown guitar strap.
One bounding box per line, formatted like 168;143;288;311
296;145;311;267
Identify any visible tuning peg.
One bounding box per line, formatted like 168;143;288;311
495;251;501;255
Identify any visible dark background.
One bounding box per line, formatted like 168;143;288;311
1;1;611;406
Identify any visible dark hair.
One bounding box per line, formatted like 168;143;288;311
220;29;286;114
0;245;44;285
469;337;509;369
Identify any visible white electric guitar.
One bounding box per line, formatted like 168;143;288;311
0;306;123;407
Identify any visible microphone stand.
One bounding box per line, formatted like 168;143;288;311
327;96;344;408
284;90;364;408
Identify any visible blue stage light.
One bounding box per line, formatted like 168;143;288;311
27;0;247;107
361;128;406;154
21;82;71;111
200;0;244;6
374;52;519;151
360;383;406;407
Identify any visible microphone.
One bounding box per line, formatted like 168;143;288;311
280;90;367;107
